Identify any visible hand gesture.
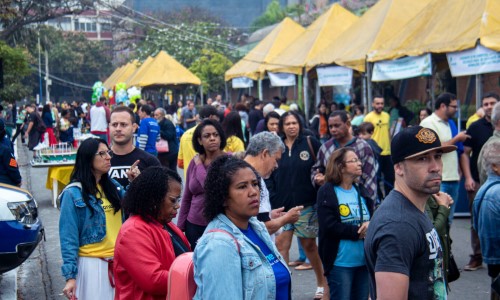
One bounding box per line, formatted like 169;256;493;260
432;191;453;208
284;205;304;224
314;173;325;186
62;279;76;299
126;160;141;182
358;221;369;239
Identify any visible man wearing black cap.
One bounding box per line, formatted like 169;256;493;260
364;126;456;300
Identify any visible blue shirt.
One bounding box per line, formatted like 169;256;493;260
136;117;160;154
240;225;290;300
448;119;464;155
334;186;370;267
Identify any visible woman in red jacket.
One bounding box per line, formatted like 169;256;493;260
113;166;190;300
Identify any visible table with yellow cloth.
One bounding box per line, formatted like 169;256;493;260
46;166;74;208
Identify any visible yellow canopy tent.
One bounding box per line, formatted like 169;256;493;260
130;51;201;87
306;0;432;72
111;60;139;87
126;56;154;87
367;0;500;62
103;65;125;89
225;17;305;81
266;4;358;74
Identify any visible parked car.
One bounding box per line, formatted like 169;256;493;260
0;183;44;274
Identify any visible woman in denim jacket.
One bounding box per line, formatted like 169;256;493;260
59;138;128;300
194;156;291;299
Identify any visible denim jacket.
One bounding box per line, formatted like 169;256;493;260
473;172;500;265
59;179;125;281
193;214;290;300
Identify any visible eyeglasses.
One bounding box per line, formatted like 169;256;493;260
168;195;182;204
95;150;113;158
344;158;361;164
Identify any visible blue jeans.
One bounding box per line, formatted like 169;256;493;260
441;181;459;225
327;265;369;300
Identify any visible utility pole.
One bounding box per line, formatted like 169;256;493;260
45;49;51;104
38;30;43;105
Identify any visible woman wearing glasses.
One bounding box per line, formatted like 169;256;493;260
317;148;373;300
113;166;191;299
59;138;128;299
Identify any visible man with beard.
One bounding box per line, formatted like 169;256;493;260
364;126;456;300
420;92;470;224
108;106;160;189
364;95;394;198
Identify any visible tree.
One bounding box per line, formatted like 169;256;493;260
0;41;31;102
0;0;95;42
189;49;233;95
250;0;287;32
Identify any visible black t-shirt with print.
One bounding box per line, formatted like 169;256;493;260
364;190;447;300
109;147;160;189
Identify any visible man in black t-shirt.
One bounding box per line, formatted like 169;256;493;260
109;106;160;189
462;92;499;271
365;126;456;299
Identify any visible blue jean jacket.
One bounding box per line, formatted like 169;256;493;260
473;173;500;265
59;179;125;281
193;214;290;300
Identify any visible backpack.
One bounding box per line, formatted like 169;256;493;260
166;229;240;300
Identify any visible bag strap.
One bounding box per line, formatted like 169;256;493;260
207;229;240;252
306;135;317;162
476;181;500;214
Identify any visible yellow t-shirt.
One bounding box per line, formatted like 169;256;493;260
224;136;245;153
79;190;122;258
465;113;481;129
178;125;198;177
364;111;391;155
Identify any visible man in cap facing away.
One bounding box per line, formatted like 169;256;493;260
364;126;456;299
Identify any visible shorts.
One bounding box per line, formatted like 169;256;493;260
283;205;318;238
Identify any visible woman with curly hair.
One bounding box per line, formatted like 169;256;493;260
113;166;190;300
222;111;245;153
177;119;226;248
59;138;126;300
193;156;290;299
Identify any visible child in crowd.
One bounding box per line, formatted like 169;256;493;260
357;122;382;168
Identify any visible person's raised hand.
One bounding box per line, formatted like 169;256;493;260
126;160;141;182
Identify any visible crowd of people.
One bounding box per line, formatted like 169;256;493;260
2;90;500;300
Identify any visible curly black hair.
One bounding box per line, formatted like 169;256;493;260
192;119;226;154
203;156;261;222
122;166;182;223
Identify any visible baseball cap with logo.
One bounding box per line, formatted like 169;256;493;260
391;126;457;164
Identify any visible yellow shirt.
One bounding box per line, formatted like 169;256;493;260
364;111;391;155
466;113;481;129
79;190;122;257
420;113;459;181
178;125;198;177
224;136;245;153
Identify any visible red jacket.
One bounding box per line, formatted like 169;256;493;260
114;215;191;300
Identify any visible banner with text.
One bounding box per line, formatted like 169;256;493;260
447;45;500;77
372;53;432;82
268;72;296;87
232;77;254;88
317;66;353;86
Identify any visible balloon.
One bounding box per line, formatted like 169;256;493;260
92;81;104;104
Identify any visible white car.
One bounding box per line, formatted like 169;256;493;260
0;183;44;273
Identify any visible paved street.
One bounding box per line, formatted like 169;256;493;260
0;141;492;299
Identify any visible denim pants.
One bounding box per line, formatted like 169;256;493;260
441;181;459;224
327;265;369;300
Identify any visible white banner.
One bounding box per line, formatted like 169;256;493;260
317;66;353;86
447;45;500;77
232;77;254;88
372;53;432;82
268;72;296;87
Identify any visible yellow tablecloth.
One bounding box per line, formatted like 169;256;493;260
46;166;74;192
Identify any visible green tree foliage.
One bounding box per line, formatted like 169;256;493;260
189;49;233;94
250;0;287;31
0;41;31;102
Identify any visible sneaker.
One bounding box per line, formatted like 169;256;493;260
464;255;483;271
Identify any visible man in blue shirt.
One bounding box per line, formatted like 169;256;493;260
136;104;160;156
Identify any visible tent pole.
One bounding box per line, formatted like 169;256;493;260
362;72;368;110
258;79;263;100
200;85;203;106
298;74;303;108
315;79;320;106
225;81;229;103
475;74;482;110
367;62;373;111
304;70;310;121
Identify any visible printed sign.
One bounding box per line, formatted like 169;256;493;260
317;66;353;86
372;53;432;82
447;45;500;77
268;72;296;87
232;77;254;88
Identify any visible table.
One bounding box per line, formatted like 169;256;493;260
45;166;74;208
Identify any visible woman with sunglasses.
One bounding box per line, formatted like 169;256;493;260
114;166;190;299
317;148;373;300
59;138;128;299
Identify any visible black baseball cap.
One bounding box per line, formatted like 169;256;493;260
391;126;457;164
